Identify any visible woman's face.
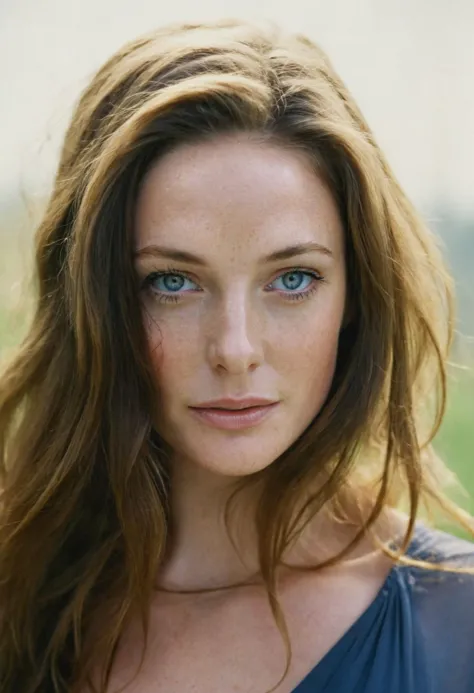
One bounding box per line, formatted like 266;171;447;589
134;133;347;477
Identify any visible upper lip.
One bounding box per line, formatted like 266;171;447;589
190;397;278;410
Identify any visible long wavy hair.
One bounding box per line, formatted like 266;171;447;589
1;17;473;693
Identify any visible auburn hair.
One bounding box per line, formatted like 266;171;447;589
0;17;473;693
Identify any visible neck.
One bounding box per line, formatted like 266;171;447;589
156;458;402;594
157;457;262;592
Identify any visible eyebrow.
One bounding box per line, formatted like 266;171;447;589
134;241;333;265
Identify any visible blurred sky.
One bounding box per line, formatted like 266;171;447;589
1;0;474;216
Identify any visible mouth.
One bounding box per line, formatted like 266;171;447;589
188;402;279;430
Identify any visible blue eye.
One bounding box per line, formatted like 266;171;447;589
152;273;196;293
272;270;314;293
142;270;199;303
158;274;184;292
269;269;323;301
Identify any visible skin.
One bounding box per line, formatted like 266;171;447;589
133;132;351;588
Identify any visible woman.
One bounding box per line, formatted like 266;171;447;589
0;17;473;693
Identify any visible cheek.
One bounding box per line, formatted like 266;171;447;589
279;310;342;404
291;328;339;379
144;314;197;392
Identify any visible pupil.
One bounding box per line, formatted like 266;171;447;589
285;272;302;290
164;275;184;291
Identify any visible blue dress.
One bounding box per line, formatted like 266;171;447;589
293;521;474;692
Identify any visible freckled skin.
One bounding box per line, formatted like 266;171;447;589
134;133;347;477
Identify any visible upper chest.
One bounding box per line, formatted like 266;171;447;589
99;558;393;693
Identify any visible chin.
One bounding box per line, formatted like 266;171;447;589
174;436;292;478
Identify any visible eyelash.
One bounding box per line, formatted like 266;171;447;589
141;264;325;305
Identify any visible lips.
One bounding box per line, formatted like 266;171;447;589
190;396;278;410
189;401;279;430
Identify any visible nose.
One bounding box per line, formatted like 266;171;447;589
207;293;264;374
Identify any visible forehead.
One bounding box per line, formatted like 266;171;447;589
134;133;344;259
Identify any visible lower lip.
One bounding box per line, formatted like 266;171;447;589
189;403;279;430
